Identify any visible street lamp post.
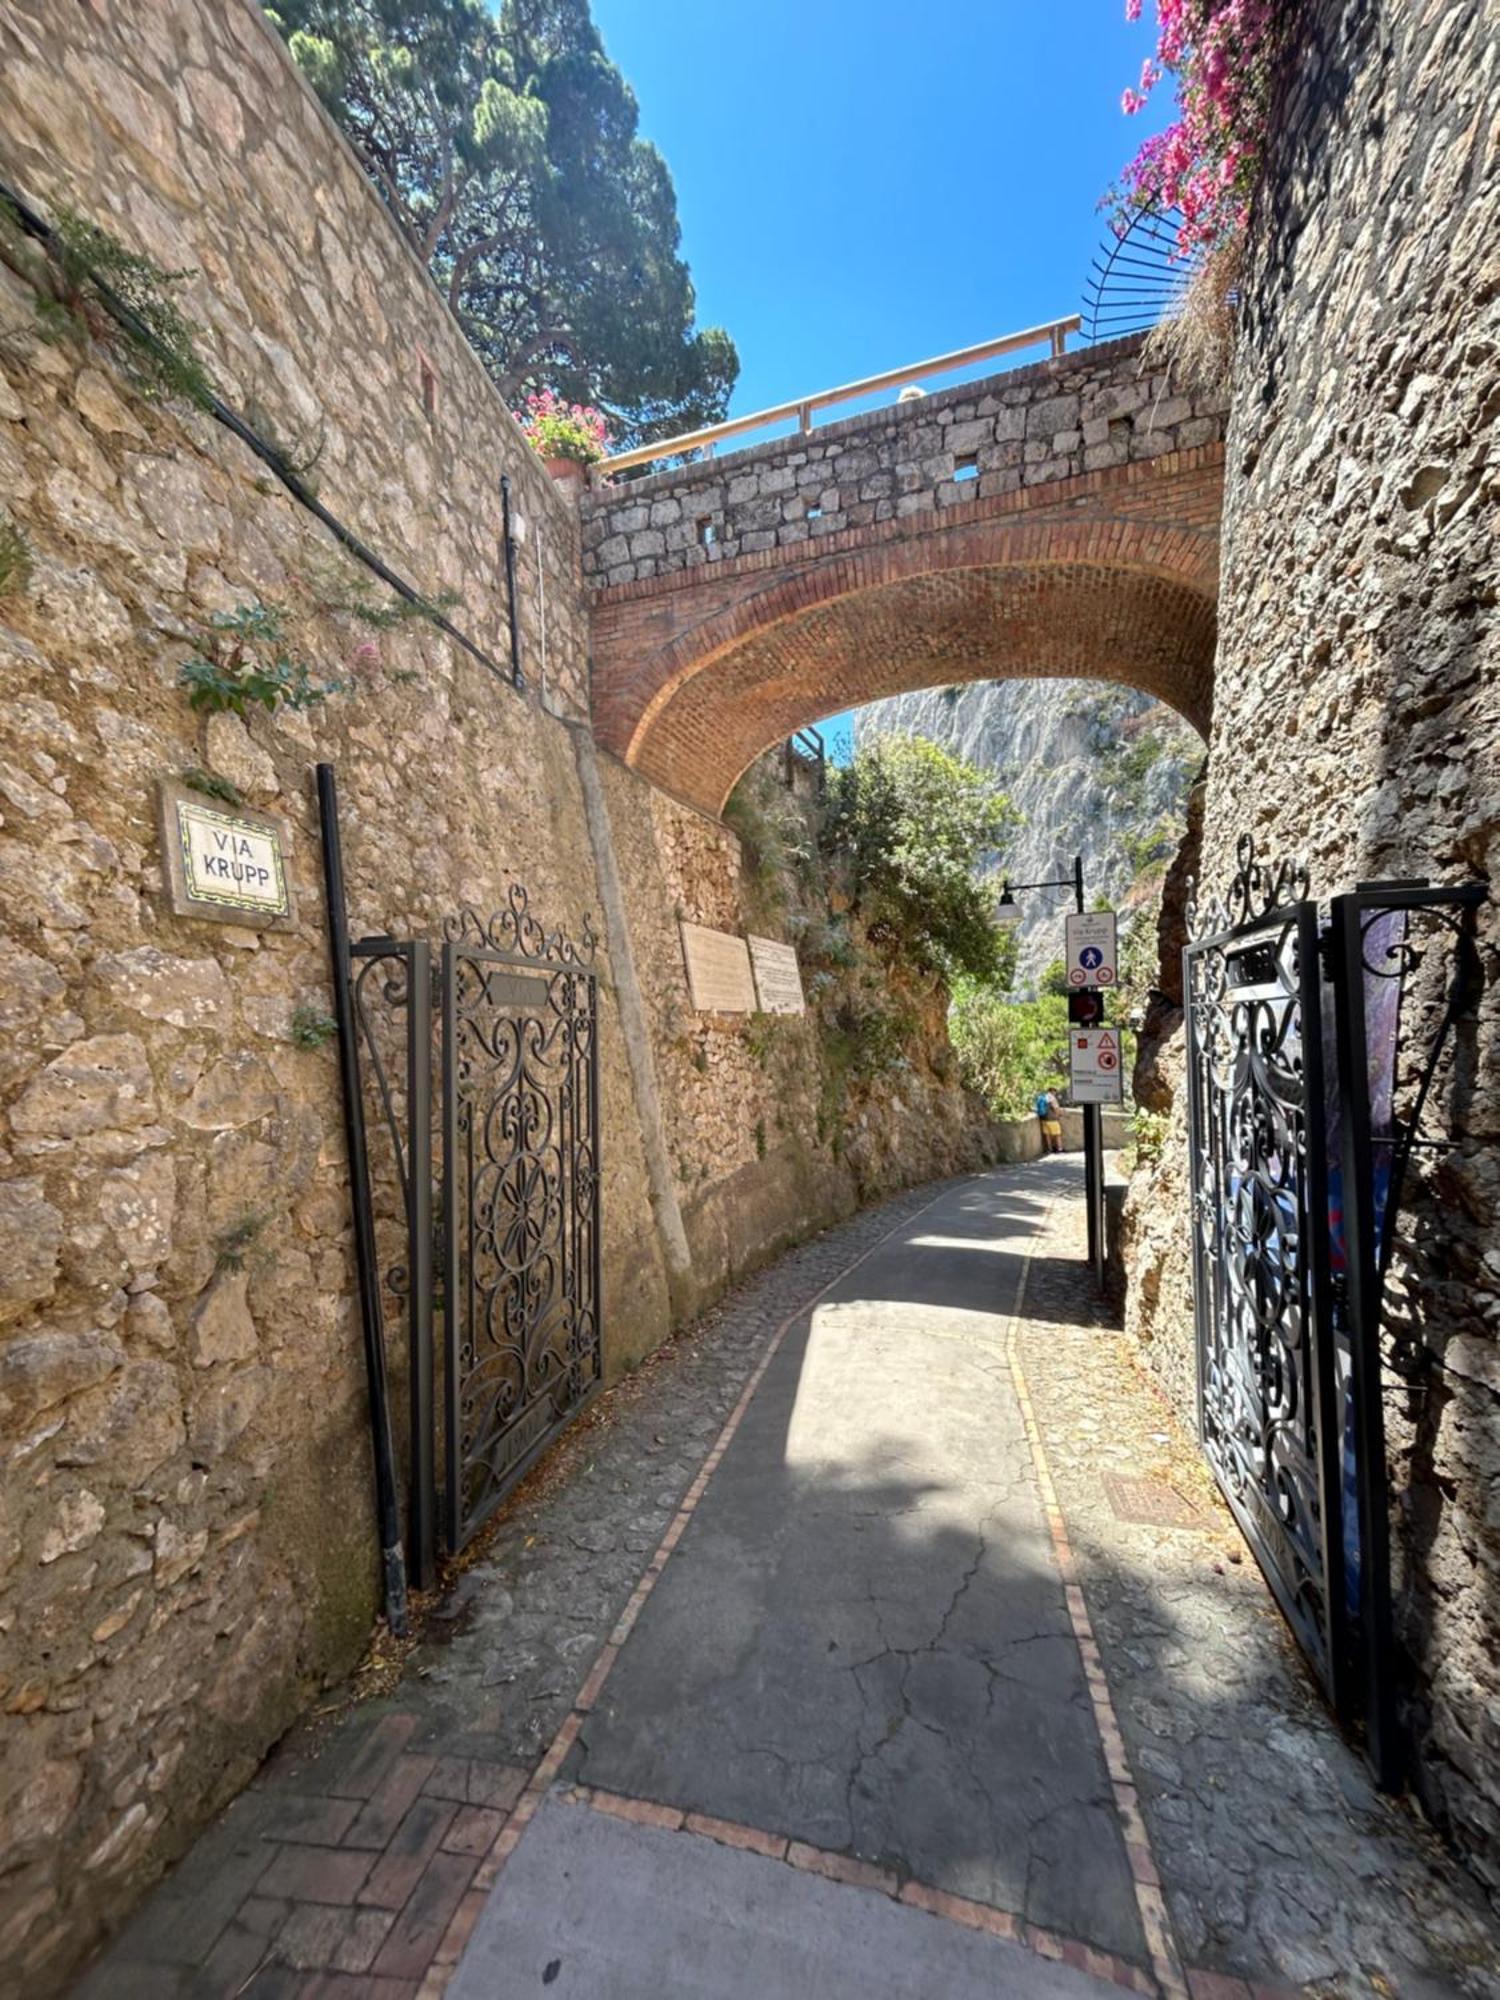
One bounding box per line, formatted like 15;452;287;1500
993;855;1106;1288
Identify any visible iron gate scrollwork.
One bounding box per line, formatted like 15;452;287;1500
1185;836;1486;1787
1185;845;1347;1711
441;890;602;1550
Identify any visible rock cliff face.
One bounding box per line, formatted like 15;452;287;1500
853;680;1203;985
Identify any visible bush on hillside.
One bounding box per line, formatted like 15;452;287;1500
821;737;1018;984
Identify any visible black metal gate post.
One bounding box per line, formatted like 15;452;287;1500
1326;877;1486;1791
1327;891;1399;1789
317;765;410;1636
405;941;435;1587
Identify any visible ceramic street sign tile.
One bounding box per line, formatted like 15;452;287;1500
158;779;296;932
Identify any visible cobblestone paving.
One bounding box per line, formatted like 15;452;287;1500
69;1167;1500;1998
68;1179;965;1998
1016;1189;1500;2000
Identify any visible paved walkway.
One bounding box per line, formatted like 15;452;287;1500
72;1162;1500;1999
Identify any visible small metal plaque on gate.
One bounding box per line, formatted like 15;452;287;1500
480;967;553;1010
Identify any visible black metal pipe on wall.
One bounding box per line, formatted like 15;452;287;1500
316;764;410;1637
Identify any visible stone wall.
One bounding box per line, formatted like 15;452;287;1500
1123;0;1500;1893
606;758;1005;1299
579;339;1225;587
0;2;1002;1986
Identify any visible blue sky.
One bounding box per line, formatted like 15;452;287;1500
591;1;1167;761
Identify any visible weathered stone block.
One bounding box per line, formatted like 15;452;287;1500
96;951;232;1032
189;1271;258;1367
10;1036;157;1140
0;1180;65;1324
1025;394;1080;438
0;1330;124;1430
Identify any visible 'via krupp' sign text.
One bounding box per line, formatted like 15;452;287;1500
159;781;297;932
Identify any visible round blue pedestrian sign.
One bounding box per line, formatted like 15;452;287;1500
1080;946;1104;971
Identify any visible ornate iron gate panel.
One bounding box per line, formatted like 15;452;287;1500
440;893;602;1551
1185;847;1348;1714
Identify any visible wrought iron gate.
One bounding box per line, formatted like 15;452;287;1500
1185;837;1484;1787
441;896;602;1551
324;803;604;1581
1184;859;1347;1710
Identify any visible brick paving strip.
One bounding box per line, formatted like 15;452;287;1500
1001;1227;1190;2000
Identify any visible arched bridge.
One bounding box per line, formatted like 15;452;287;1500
582;332;1225;817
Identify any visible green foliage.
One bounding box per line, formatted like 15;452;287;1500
291;1007;339;1050
29;203;215;410
821;737;1019;983
243;393;327;493
214;1213;264;1275
743;1013;788;1069
1039;957;1070;998
1132;1105;1169;1164
949;979;1070;1122
305;553;461;632
180;766;243;807
270;0;738;444
724;764;816;919
0;515;32;600
179;603;348;718
753;1119;766;1160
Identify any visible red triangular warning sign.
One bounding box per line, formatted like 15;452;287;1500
1099;1032;1116;1050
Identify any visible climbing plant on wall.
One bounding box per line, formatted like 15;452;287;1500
1117;0;1283;259
1113;0;1288;384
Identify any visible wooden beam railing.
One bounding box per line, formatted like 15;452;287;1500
593;315;1083;481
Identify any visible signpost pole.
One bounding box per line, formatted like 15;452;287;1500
1072;858;1106;1289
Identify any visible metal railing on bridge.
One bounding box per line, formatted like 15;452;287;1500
593;315;1082;481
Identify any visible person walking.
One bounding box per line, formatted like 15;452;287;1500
1041;1088;1063;1155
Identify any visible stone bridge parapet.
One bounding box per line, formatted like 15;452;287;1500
581;334;1223;589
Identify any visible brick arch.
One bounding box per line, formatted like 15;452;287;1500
636;561;1214;812
593;508;1217;816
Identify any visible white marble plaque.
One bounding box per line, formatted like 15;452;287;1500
679;921;756;1013
748;935;806;1016
158;781;296;931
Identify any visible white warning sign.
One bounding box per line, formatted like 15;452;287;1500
1070;1028;1124;1104
1065;910;1117;989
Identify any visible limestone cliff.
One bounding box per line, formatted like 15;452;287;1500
852;680;1203;986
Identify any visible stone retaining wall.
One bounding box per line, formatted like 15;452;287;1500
1122;0;1500;1894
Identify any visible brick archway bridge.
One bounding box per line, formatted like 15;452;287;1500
582;331;1225;817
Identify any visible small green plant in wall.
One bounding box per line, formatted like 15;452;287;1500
214;1212;264;1275
8;199;217;410
0;515;32;600
0;516;32;600
290;1006;338;1050
180;765;243;807
179;603;348;718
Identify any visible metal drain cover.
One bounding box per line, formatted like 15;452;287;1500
1101;1473;1204;1529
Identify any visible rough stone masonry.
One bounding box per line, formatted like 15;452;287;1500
1122;0;1500;1901
0;2;1001;1988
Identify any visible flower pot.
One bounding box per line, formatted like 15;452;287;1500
542;456;589;491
